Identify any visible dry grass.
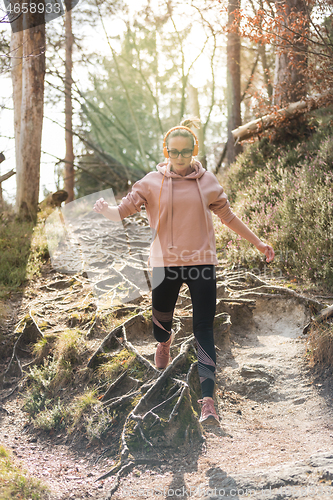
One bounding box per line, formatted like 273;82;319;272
97;349;136;381
306;322;333;367
70;389;101;425
32;333;57;362
54;328;86;365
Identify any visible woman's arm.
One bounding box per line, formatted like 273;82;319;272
93;198;120;221
224;215;275;263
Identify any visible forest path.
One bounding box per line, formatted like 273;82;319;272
1;212;333;499
2;278;333;499
105;294;333;500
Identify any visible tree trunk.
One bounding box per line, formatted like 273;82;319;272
258;44;273;101
15;10;45;221
187;84;205;166
64;0;75;203
273;0;308;107
227;0;242;165
11;18;23;207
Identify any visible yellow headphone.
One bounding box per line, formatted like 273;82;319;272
163;126;199;158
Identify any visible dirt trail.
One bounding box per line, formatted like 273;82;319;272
103;295;333;500
1;212;333;499
1;285;333;499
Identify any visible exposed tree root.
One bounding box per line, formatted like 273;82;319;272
87;313;147;368
101;370;130;402
2;245;325;499
0;379;24;402
83;315;98;339
217;297;257;305
123;328;159;375
103;390;142;411
39;278;75;291
132;337;193;414
0;311;44;386
111;305;145;318
223;271;325;310
102;461;136;498
95;331;202;498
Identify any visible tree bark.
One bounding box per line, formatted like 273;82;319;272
227;0;242;165
15;8;45;221
64;0;75;204
11;16;23;208
273;0;308;107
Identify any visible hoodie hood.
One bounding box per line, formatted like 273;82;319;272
156;160;206;179
156;160;210;249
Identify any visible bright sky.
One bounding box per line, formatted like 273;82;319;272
0;0;225;205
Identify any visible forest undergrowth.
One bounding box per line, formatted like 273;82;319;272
214;107;333;375
215;107;333;290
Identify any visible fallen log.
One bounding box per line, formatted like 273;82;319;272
303;304;333;335
231;91;333;142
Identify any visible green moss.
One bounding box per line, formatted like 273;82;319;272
182;346;198;374
125;418;142;452
173;394;202;447
142;309;152;320
128;360;146;381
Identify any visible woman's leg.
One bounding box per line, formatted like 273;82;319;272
152;267;182;343
186;265;217;399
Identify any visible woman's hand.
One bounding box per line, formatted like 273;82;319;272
93;197;109;215
256;241;275;263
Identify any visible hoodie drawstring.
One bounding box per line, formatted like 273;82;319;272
155;160;212;254
167;177;174;249
196;178;211;248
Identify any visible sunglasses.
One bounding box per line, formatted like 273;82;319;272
167;148;193;158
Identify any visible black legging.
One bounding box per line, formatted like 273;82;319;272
152;265;216;398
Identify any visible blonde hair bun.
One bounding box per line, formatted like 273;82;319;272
180;116;200;130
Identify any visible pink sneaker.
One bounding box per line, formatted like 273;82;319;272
198;397;220;425
154;331;175;369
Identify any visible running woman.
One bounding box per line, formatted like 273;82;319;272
93;117;275;425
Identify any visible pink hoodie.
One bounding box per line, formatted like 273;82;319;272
117;160;236;267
